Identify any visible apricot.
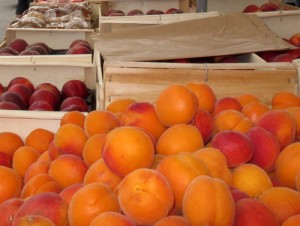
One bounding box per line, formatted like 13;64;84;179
118;168;174;225
193;147;232;185
12;215;56;226
156;124;204;156
13;192;68;226
236;93;261;107
282;214;300;226
247;127;281;173
229;186;249;202
255;109;297;150
231;163;273;198
0;198;24;226
59;183;84;205
234;198;279;226
211;130;254;168
106;98;136;114
153;215;190;226
102;126;155;177
120;102;168;141
182;175;235;226
156;152;209;214
155;84;198;126
242;101;270;123
286;107;300;140
68;182;120;226
213;109;254;134
258;187;300;224
272;91;300;109
82;133;106;167
89;212;136;226
48;154;88;189
0;132;24;159
60;111;86;128
84;110;120;137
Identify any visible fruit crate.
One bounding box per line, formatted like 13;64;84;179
0;61;98;138
95;49;297;109
293;58;300;94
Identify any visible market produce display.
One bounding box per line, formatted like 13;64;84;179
242;2;280;12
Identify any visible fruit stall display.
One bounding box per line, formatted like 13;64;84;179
1;0;300;225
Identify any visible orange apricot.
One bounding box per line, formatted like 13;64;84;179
156;124;204;156
258;187;300;224
286;106;300;140
0;132;24;159
23;160;50;184
0;166;22;204
25;128;54;154
12;146;40;179
272;91;300;109
282;214;300;226
0;197;24;226
36;151;50;163
47;140;61;161
13;215;56;226
242;101;270;123
106;98;136;113
84;110;120;137
48;154;88;189
118;168;174;225
59;183;84;205
155;84;198;126
185;82;216;113
182;175;235;226
102;126;155;178
153;215;190;226
236;93;261;107
68;182;120;226
89;212;136;226
82;133;106;167
60;111;86;128
54;124;88;156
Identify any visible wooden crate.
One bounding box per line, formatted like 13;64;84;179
99;10;220;33
293;58;300;94
0;61;98;138
95;49;297;109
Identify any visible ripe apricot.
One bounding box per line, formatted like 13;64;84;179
0;166;22;204
236;93;261;107
259;187;300;224
59;183;84;205
25;128;54;154
182;175;235;226
185;82;216;113
156;124;204;156
89;212;136;226
48;154;88;189
120;102;168;141
242;101;270;123
0;197;24;226
54;124;88;156
0;132;24;158
155;84;198;126
118;168;174;225
84;110;120;137
106;98;136;113
153;215;190;226
282;214;300;226
102;126;155;178
12;215;56;226
82;133;106;167
24;160;50;184
156;152;209;214
231;163;273;198
84;158;122;191
213;109;254;134
47;140;61;161
272;91;300;109
12;146;40;179
68;182;120;226
286;106;300;140
60;111;86;128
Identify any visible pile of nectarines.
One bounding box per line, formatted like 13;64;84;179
104;8;183;16
1;82;300;225
0;76;94;111
0;38;92;56
242;2;280;13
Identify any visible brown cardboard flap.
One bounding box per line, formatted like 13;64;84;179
93;12;294;61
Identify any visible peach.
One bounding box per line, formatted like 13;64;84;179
190;107;214;144
127;9;144;16
13;192;68;226
234;198;279;226
7;38;28;53
255;109;297;150
156;152;209;214
102;126;155;177
13;215;55;226
229;186;249;202
258;187;300;224
242;101;270;123
182;175;235;226
7;77;34;94
89;212;136;226
48;154;88;189
242;4;262;13
211;130;254;168
7;84;32;105
212;96;242;117
0;92;27;110
247;127;281;172
0;101;21;110
165;8;183;14
0;198;24;226
260;2;280;11
231;163;273;198
289;33;300;47
120;102;168;142
118;168;174;225
60;96;88;112
29;89;60;110
156;124;204;155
